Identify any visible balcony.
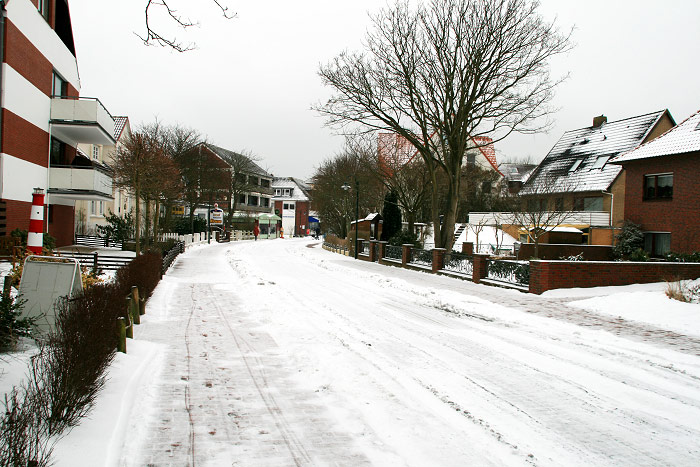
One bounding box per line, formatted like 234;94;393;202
50;97;116;146
48;165;113;202
469;211;612;227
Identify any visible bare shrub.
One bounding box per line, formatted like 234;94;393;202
666;280;700;303
115;252;161;300
0;387;53;467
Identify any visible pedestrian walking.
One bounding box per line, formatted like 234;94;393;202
253;223;260;241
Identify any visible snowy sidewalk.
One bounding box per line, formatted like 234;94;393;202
114;244;371;466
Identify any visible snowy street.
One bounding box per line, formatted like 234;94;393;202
56;238;700;466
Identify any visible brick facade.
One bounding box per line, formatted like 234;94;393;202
0;199;33;236
2;109;50;167
48;204;74;247
295;201;309;236
621;152;700;254
5;19;53;96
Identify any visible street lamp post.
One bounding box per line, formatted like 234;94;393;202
341;181;360;259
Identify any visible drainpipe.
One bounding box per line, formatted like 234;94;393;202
0;0;6;155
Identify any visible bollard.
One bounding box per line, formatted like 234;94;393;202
117;317;127;353
125;297;134;338
131;286;141;314
139;296;146;316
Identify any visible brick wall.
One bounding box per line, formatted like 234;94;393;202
1;199;33;236
529;260;700;294
517;243;613;261
622;152;700;253
5;19;53;96
2;109;49;166
48;204;74;247
295;201;309;236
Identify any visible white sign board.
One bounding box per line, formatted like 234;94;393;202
18;256;83;333
210;208;224;225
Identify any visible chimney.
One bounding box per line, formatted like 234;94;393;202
593;115;607;127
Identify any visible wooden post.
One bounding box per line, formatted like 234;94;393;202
3;275;11;299
139;297;146;316
125;297;134;338
130;290;141;325
93;252;98;272
117;317;127;353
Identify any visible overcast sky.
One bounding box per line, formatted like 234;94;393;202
70;0;700;179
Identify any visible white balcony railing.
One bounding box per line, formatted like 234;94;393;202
468;211;611;227
49;165;113;199
50;97;116;146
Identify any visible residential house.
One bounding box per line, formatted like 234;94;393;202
610;109;700;256
272;177;311;237
515;111;675;245
0;0;117;246
75;116;131;234
499;163;537;194
201;144;274;219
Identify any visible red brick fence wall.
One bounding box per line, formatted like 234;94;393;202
345;239;700;294
529;261;700;294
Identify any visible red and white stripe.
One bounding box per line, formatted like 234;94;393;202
27;189;45;254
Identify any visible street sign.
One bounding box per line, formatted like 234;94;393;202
210;208;224;225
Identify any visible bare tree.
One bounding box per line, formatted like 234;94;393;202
510;173;578;258
357;133;431;233
111;129;161;255
212;147;264;217
139;0;236;52
317;0;571;251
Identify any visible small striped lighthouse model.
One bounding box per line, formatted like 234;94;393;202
27;188;45;255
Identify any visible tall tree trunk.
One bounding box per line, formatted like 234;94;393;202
144;198;151;248
134;183;141;255
153;198;161;243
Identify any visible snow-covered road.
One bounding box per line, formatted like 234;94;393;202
105;239;700;466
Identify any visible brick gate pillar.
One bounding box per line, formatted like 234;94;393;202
401;244;413;266
432;248;446;272
472;254;489;284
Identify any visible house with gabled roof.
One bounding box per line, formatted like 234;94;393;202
200;143;274;217
272;177;312;237
517;110;675;245
610;109;700;255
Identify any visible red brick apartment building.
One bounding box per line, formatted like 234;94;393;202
1;0;116;246
611;109;700;256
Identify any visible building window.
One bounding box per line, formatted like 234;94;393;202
38;0;50;21
284;203;295;211
591;156;609;170
261;197;270;208
236;173;247;184
573;197;603;211
92;146;99;161
52;71;67;97
569;159;583;172
261;179;270;188
644;232;671;257
247;195;258;206
250;176;259;186
275;189;281;196
238;194;246;204
284;188;291;196
554;197;564;211
50;138;67;165
527;198;547;212
644;173;673;200
466;153;476;166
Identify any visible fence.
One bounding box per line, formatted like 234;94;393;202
485;259;530;288
75;234;123;249
54;251;133;271
162;241;185;274
384;245;402;262
409;248;433;268
323;241;349;255
442;252;473;277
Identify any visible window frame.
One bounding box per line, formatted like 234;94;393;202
38;0;50;22
643;173;673;200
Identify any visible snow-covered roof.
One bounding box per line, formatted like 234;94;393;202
529;226;583;234
521;110;671;195
351;213;382;224
272;177;310;201
499;163;537;183
611;109;700;163
205;144;272;177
